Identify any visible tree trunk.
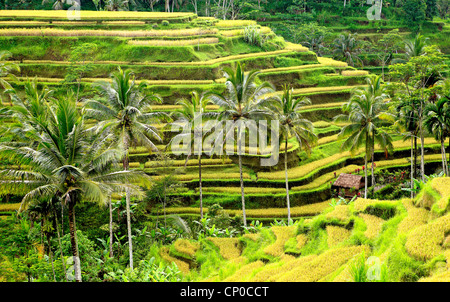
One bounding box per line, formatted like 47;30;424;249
419;104;425;182
109;196;113;258
371;135;375;188
199;154;203;220
364;151;368;199
53;207;67;281
420;125;425;182
123;136;133;271
414;134;418;180
47;234;56;282
68;201;82;282
411;134;414;199
441;138;448;175
284;138;291;225
238;133;246;227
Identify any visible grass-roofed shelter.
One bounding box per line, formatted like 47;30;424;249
332;173;364;198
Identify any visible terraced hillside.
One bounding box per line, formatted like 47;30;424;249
0;10;447;220
146;177;450;282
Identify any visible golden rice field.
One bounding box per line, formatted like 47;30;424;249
155;178;450;282
0;10;196;20
127;37;220;46
0;27;218;37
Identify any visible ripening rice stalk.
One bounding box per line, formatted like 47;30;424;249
0;203;20;212
0;27;218;37
405;213;450;261
173;239;200;258
103;21;147;25
398;199;430;234
430;178;450;211
215;20;257;28
128;37;219;46
317;57;349;67
0;21;48;25
275;246;370;282
341;70;370;76
159;247;190;273
263;226;297;257
222;260;265;282
418;271;450;282
0;10;195;20
219;26;272;37
207;237;241;260
358;213;385;240
325;205;351;223
326;225;351;247
200;187;286;194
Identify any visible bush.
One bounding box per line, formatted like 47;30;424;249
161;20;170;27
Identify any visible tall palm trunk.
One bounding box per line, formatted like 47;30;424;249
46;235;56;282
123;135;133;271
53;207;67;281
414;135;418;180
68;200;81;282
238;134;247;227
284;138;291;225
419;105;425;182
364;140;368;199
371;135;375;188
109;196;113;258
441;137;448;175
199;154;203;220
411;134;414;199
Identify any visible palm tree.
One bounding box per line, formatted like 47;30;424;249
0;51;19;101
85;67;164;270
168;91;217;220
424;97;450;175
332;33;362;67
397;97;421;198
0;97;146;282
392;33;429;64
208;63;276;227
335;76;393;198
269;85;317;224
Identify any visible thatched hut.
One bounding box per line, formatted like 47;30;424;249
332;173;365;198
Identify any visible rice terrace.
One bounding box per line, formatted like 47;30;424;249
0;0;449;287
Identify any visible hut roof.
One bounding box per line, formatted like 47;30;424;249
333;173;364;189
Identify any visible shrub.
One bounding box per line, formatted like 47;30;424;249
161;20;170;26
